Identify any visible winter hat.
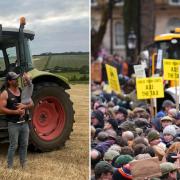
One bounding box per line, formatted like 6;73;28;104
107;118;118;131
168;108;177;118
160;162;177;176
103;149;120;161
133;107;146;114
160;116;173;122
105;129;117;139
120;121;136;132
115;155;133;168
108;144;121;153
94;161;113;178
114;106;128;117
134;118;151;129
163;125;176;137
97;131;109;142
135;153;151;160
147;130;160;142
162;100;175;109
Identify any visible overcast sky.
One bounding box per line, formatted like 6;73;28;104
0;0;89;55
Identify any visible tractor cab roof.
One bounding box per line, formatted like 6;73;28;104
0;27;35;48
0;27;35;41
154;33;180;42
155;28;180;42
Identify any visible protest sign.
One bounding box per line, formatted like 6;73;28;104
163;59;180;80
133;65;146;78
136;77;164;99
130;157;161;180
91;62;102;82
105;64;121;94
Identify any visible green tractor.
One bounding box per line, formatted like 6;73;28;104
0;17;74;152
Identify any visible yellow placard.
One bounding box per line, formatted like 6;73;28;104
136;77;164;99
105;64;121;94
163;59;180;80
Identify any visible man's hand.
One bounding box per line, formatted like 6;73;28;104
16;108;25;116
16;103;26;110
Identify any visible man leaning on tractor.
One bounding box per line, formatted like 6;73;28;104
0;71;34;169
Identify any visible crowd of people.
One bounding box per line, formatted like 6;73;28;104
91;52;180;180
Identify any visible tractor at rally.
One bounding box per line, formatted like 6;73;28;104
139;28;180;110
0;17;74;152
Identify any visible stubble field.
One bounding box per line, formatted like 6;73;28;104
0;84;89;180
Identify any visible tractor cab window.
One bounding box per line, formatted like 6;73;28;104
6;47;17;72
24;38;33;70
166;39;180;59
157;40;180;59
0;45;18;77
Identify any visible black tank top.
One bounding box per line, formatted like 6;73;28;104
6;88;21;123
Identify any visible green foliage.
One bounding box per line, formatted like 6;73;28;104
33;53;89;71
32;53;89;82
79;65;89;74
54;72;89;83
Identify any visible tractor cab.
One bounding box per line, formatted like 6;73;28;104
140;28;180;84
0;20;34;80
139;28;180;110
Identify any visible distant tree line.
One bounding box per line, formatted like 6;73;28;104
33;52;89;56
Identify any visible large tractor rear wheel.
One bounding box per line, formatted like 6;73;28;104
30;82;74;152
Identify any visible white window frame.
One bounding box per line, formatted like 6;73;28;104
169;0;180;6
166;17;180;33
113;20;125;49
115;0;124;6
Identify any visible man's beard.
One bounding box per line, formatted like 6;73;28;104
12;81;18;88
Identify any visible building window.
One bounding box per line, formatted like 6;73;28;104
114;21;124;48
115;0;124;6
169;0;180;5
167;18;180;33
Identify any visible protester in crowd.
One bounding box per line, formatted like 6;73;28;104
159;162;178;180
162;125;177;148
152;100;175;131
92;161;114;180
114;154;133;168
91;110;104;129
113;106;128;125
160;116;174;131
104;118;118;133
122;131;134;146
167;108;177;120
